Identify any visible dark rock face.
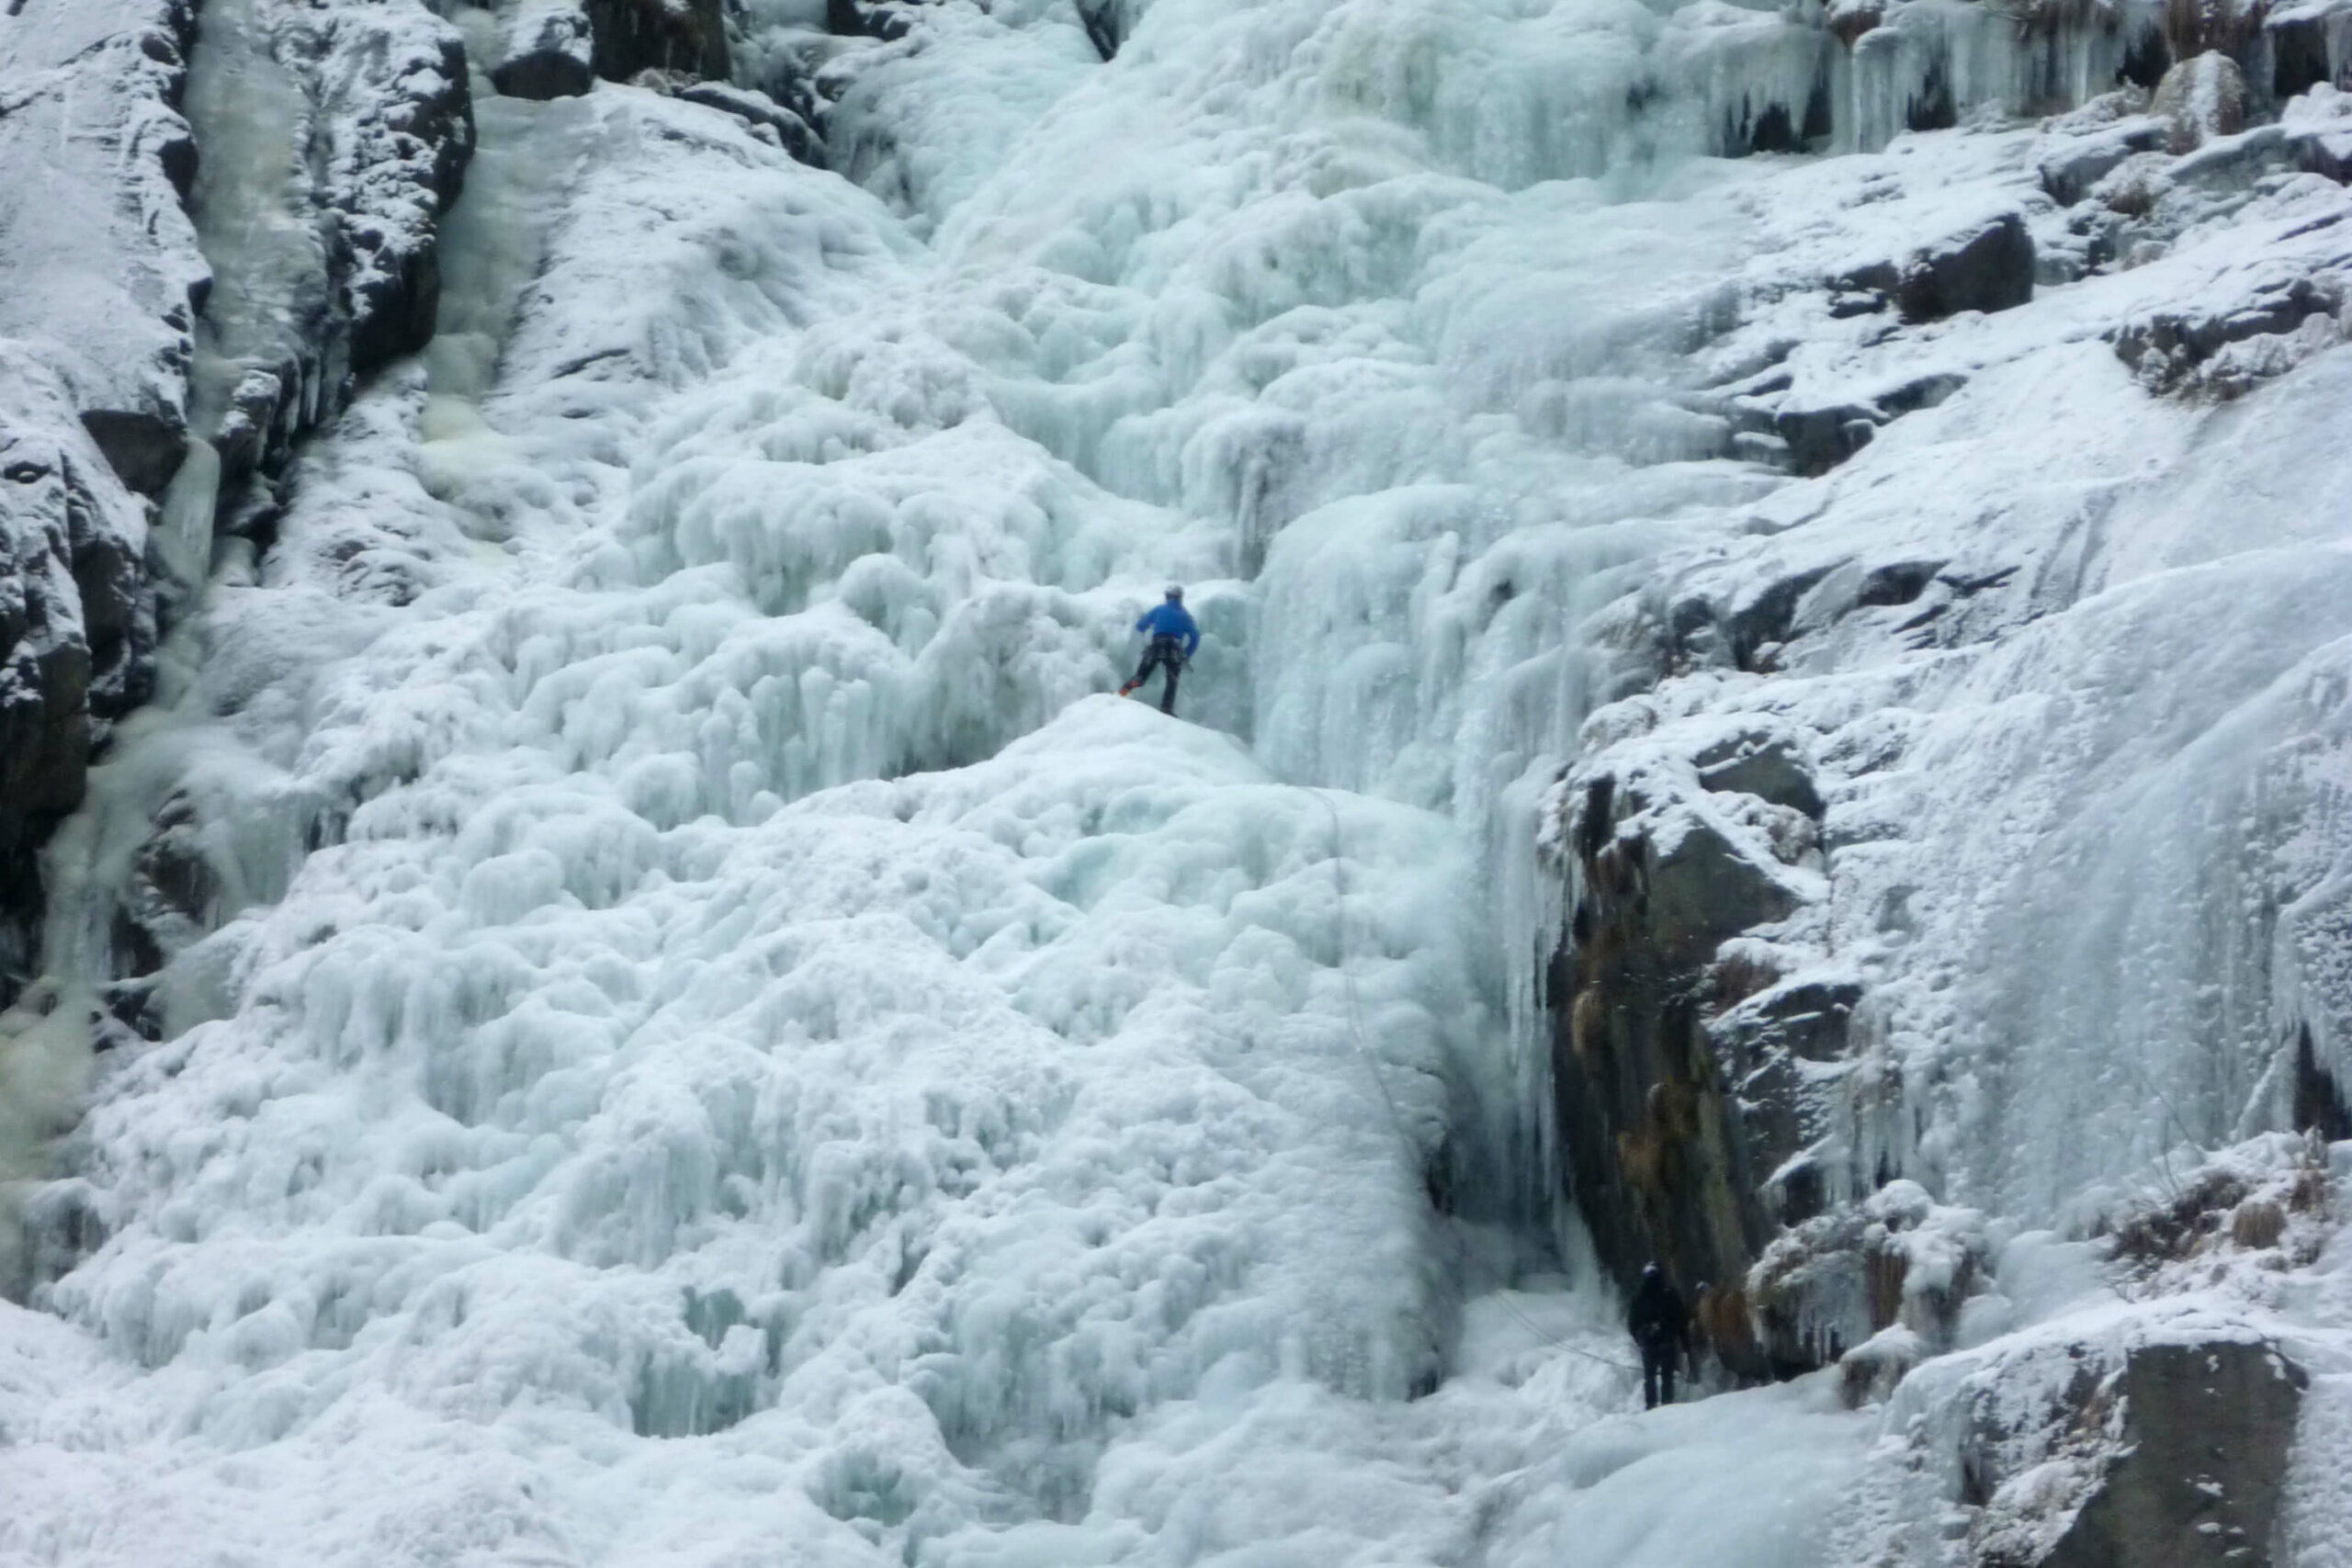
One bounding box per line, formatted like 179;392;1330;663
1895;211;2036;321
492;4;595;100
1075;0;1121;61
585;0;729;81
2044;1342;2301;1568
1697;734;1826;818
262;1;472;453
1758;372;1965;478
0;0;474;1015
334;24;474;373
75;410;191;499
0;375;157;1010
1548;752;1828;1377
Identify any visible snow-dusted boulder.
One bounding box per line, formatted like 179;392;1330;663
1895;209;2037;321
2151;51;2247;152
1819;208;2034;328
492;0;595;100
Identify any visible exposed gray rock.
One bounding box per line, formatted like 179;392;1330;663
1760;373;1963;478
108;790;218;981
1710;973;1860;1229
1896;209;2036;321
1075;0;1122;61
177;0;473;508
1826;210;2038;325
1726;563;1836;668
1904;1330;2306;1568
828;0;919;41
0;0;473;1011
308;1;478;387
2046;1340;2302;1568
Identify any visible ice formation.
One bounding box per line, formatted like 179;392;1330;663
14;0;2352;1560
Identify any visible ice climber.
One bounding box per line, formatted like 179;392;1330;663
1626;1262;1691;1409
1120;585;1200;716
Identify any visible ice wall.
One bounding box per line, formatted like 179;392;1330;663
16;0;2352;1560
1;59;1521;1562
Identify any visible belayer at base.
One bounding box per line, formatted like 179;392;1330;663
1627;1262;1693;1409
1120;585;1199;716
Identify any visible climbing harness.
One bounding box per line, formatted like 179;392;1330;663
1313;789;1639;1379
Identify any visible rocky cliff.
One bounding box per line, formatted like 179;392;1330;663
1538;0;2352;1433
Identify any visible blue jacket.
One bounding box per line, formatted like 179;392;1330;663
1136;601;1200;655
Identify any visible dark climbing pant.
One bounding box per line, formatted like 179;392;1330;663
1128;636;1185;715
1641;1341;1677;1409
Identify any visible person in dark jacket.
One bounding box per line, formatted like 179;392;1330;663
1120;585;1200;716
1626;1262;1690;1409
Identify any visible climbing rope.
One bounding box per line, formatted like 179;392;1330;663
1312;789;1638;1378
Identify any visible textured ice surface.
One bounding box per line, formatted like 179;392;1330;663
16;0;2352;1560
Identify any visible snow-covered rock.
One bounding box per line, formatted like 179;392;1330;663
0;0;208;496
2151;51;2247;152
675;79;823;163
1895;1322;2306;1567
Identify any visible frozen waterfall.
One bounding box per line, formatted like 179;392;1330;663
12;0;2352;1561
